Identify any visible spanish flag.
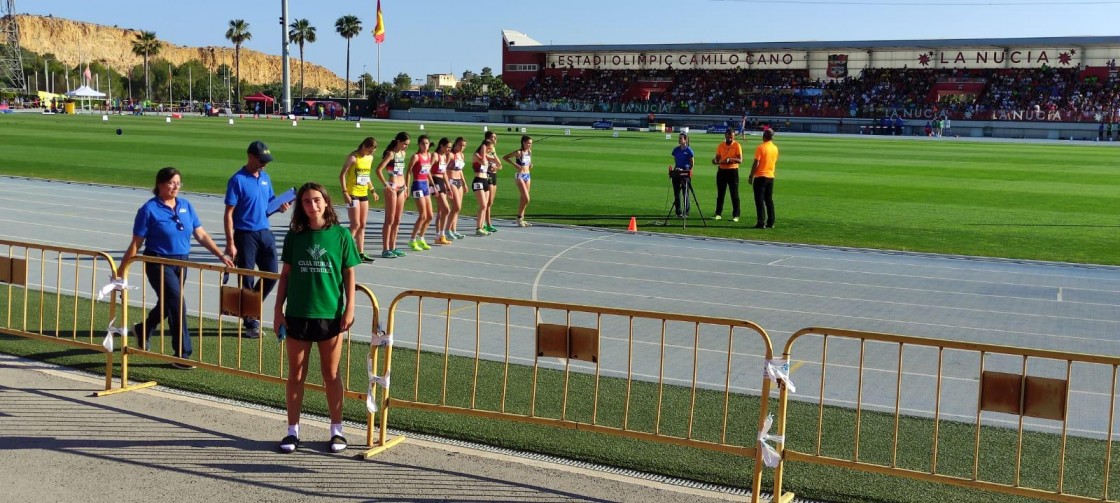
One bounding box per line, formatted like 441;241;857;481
373;0;385;44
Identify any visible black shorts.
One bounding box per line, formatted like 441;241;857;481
285;316;342;342
487;173;498;187
431;176;449;194
351;195;369;202
471;176;490;192
450;178;464;189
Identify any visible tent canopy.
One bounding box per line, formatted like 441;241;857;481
244;92;275;103
65;85;106;98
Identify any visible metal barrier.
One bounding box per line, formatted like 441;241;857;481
773;327;1120;503
103;254;387;427
366;290;781;501
0;239;118;390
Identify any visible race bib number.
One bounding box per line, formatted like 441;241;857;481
356;174;370;185
392;161;405;176
521;155;532;166
472;182;485;191
453;159;465;170
412;189;425;199
420;163;431;174
438;162;448;172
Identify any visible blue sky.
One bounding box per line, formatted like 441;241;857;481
21;0;1120;85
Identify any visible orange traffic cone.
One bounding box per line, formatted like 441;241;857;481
627;216;637;233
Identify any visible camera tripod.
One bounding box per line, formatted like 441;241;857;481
662;170;707;228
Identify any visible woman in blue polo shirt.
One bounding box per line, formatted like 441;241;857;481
669;132;695;217
120;167;234;368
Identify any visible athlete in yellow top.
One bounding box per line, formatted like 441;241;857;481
339;136;379;261
749;129;779;229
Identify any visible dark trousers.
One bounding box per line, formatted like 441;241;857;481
141;252;191;358
714;169;740;218
670;172;691;216
234;229;278;301
752;177;775;227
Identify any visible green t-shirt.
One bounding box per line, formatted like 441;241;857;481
280;224;361;319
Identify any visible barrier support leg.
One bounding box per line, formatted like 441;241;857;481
95;347;157;396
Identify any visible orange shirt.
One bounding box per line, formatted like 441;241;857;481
753;141;779;178
715;141;742;170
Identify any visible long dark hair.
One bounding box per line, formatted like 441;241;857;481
451;136;466;153
353;136;377;156
152;167;180;196
474;139;493;155
289;182;340;233
382;131;410;159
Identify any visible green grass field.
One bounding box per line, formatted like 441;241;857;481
3;113;1118;264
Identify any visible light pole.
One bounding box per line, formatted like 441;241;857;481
362;65;367;97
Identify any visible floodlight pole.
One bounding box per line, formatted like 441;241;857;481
280;0;291;114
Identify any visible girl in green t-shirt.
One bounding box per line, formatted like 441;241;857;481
273;182;361;454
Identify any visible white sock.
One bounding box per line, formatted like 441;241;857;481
287;424;299;437
330;423;343;437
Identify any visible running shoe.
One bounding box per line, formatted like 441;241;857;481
418;238;432;250
381;250;396;259
436;235;451;245
392;249;407;257
732;217;740;223
329;435;348;453
360;252;377;262
517;218;532;227
444;231;457;241
409;240;423;251
475;228;490;236
714;215;722;221
452;231;466;240
484;224;498;233
279;435;300;453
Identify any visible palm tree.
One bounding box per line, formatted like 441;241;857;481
288;19;317;99
335;15;361;113
225;19;251;105
130;31;162;101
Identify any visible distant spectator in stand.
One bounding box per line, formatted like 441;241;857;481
749;130;779;229
712;129;743;222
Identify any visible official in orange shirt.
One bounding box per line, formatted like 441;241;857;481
749;129;779;229
712;129;743;222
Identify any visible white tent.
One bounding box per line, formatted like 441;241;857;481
65;85;107;112
65;85;106;98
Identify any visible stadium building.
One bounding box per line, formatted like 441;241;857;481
497;30;1120;138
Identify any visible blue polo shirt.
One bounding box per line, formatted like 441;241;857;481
224;167;276;232
671;146;694;170
133;197;201;256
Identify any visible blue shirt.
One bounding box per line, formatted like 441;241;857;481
132;197;201;256
224;167;276;232
671;146;694;170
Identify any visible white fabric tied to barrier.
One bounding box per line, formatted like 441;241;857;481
366;359;391;413
765;358;797;394
758;414;785;468
370;331;393;347
102;317;127;352
97;277;135;301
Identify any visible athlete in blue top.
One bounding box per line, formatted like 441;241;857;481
120;167;233;365
224;140;290;339
669;133;695;217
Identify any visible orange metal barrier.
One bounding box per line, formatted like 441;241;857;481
103;255;386;421
0;239;118;390
365;290;782;501
773;327;1120;503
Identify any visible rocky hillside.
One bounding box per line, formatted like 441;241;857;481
16;14;349;90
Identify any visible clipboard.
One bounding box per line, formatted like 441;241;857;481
267;187;296;216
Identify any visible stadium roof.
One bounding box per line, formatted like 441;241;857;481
503;33;1120;52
